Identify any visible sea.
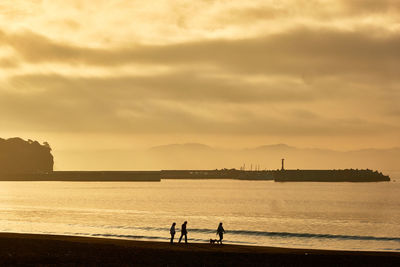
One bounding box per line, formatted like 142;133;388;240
0;179;399;252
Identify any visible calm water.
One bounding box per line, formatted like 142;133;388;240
0;180;399;251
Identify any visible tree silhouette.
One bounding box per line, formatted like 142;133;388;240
0;137;54;174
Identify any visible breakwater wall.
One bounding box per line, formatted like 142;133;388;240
0;171;161;182
160;170;274;180
274;169;390;182
0;169;390;182
160;169;389;182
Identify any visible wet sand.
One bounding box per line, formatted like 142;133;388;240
0;233;399;266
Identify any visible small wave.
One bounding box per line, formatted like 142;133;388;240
128;227;400;242
223;229;400;242
62;232;250;244
143;227;400;242
63;224;400;243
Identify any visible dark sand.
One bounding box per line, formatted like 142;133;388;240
0;233;399;266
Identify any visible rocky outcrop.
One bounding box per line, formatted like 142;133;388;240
0;137;53;174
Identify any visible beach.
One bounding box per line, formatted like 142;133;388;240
0;233;399;266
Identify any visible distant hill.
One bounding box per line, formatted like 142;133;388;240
52;143;400;179
252;144;296;151
0;137;54;174
145;143;400;178
149;143;213;153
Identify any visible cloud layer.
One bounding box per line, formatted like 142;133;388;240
1;0;399;169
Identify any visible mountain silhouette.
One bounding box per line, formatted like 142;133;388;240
149;143;213;153
145;143;400;177
52;143;399;179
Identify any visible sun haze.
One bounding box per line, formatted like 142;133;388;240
0;0;399;170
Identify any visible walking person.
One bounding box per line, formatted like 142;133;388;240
170;222;176;244
178;221;188;243
217;222;225;244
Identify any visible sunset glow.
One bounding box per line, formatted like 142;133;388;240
1;0;399;169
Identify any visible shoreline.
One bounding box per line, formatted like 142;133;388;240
0;233;399;266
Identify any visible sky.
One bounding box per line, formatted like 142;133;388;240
0;0;399;169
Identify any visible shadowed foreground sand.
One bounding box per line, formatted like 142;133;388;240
0;233;399;266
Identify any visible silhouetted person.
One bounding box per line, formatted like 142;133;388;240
170;222;176;243
217;222;225;244
178;221;188;243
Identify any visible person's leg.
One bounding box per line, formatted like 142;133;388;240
178;233;183;243
184;233;187;243
170;233;174;243
219;233;223;244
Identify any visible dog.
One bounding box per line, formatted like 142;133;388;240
210;239;221;244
